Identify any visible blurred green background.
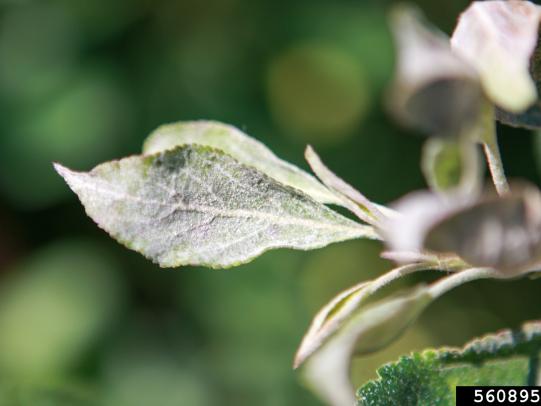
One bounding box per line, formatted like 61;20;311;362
0;0;540;404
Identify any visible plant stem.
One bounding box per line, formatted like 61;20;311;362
480;104;510;196
428;267;500;299
483;140;509;196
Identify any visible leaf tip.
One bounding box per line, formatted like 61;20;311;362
304;144;315;157
52;162;85;194
293;348;308;370
52;162;71;179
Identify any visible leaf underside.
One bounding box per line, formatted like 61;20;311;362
451;1;541;112
300;284;432;406
496;104;541;129
55;145;373;268
357;321;541;406
424;185;541;274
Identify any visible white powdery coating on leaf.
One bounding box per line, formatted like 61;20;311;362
383;191;463;255
302;288;432;406
54;145;375;268
393;5;475;87
142;120;343;205
451;1;541;112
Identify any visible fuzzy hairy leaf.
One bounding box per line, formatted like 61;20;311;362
383;191;470;257
55;145;375;268
357;321;541;406
142;121;342;205
304;146;391;225
389;4;482;136
451;1;541;113
299;281;432;406
424;184;541;275
295;263;433;370
495;28;541;129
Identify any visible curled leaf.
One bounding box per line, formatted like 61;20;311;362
55;145;377;269
299;266;499;406
304;146;390;225
496;104;541;129
142;121;342;205
424;184;541;275
495;31;541;128
389;4;483;136
421;137;482;196
295;263;437;405
294;280;371;369
301;286;432;406
295;262;442;369
383;191;471;257
451;0;541;113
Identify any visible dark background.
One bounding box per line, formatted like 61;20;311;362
0;0;540;405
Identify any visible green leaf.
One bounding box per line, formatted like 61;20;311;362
421;137;481;195
357;320;541;406
388;4;483;137
142;121;342;205
55;145;377;269
451;1;541;113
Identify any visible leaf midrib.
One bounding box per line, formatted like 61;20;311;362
67;169;371;236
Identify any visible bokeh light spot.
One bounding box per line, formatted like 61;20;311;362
267;43;370;144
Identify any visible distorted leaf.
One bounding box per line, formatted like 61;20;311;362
55;145;377;269
496;104;541;129
421;137;481;195
389;4;483;136
496;29;541;129
295;263;432;370
304;146;388;225
295;281;371;370
451;1;541;113
142;121;342;205
383;191;471;257
299;266;503;406
301;286;432;406
424;184;541;274
357;321;541;405
495;27;541;129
